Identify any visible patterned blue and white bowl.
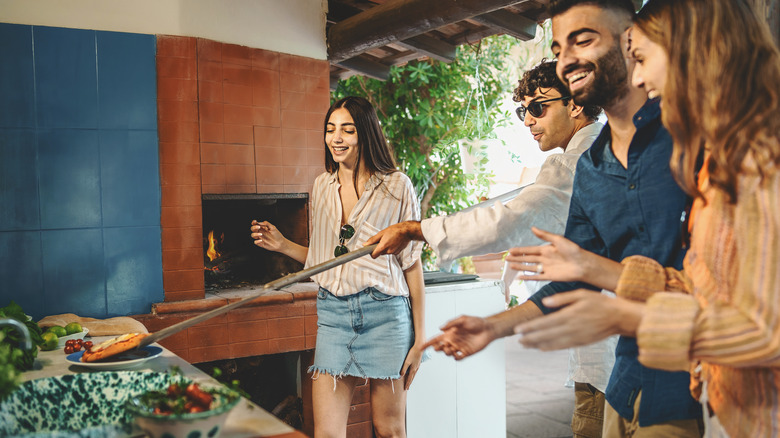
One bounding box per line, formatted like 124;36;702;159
124;385;240;438
0;371;178;437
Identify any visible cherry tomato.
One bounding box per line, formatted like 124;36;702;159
65;340;75;347
64;345;74;354
83;341;93;350
72;344;81;352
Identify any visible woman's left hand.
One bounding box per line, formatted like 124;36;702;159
400;343;425;390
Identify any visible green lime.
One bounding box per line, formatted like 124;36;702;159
46;326;67;337
64;322;82;335
41;332;58;351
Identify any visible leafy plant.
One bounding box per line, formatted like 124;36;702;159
0;301;44;400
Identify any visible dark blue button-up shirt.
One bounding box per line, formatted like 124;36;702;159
528;100;701;426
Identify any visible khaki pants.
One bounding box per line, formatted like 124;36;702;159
603;391;703;438
572;382;606;438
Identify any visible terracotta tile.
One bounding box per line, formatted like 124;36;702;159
307;149;325;168
164;289;205;302
353;384;369;404
157;77;197;101
159;163;201;186
158;100;198;122
255;146;284;166
161;226;203;251
197;38;222;62
262;301;305;318
199;101;224;124
153;299;226;315
279;54;310;74
252;107;280;127
282;147;306;167
252;68;280;91
200;143;224;165
251;48;279;70
161;183;201;207
225;164;255;186
280;72;307;93
305;89;331;115
281;128;306;148
224;104;253;125
199;122;224;144
347;403;371;424
305;73;331;95
225;184;254;193
158;141;200;165
304;315;318;336
281;109;306;129
222;43;252;66
257;184;285;194
163;269;204;292
256;165;284;186
283;166;306;186
201;164;227;187
227;320;269;343
303;299;317;316
199;80;223;103
157;55;197;79
305;334;317;349
190;313;229;328
167;348;191;363
305;112;324;131
269;336;306;354
253;126;281;148
223;64;252;86
137;314;191;331
222;144;254;165
223;83;253;106
202;184;227;194
306;130;323;149
189;346;230;363
228;340;270;358
162;248;203;271
281;91;306;111
158;120;199;143
224;124;254;145
285;184;310;194
268;317;304;337
308;166;323;185
161;205;202;228
188;324;228;348
253;83;281;109
157;35;196;58
158;330;189;351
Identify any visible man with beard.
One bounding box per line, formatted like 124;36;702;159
418;1;703;437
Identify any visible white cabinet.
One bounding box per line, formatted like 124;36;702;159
407;279;506;438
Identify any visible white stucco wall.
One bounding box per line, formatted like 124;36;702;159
0;0;327;59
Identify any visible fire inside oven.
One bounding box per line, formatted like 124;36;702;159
201;193;309;291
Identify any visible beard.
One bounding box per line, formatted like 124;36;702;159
569;42;630;109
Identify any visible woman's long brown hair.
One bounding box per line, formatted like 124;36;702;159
635;0;780;201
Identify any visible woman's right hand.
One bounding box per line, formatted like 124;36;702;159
250;220;287;253
506;227;590;283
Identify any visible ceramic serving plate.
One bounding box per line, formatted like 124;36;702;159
65;345;163;371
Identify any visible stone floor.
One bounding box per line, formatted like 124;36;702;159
505;332;575;438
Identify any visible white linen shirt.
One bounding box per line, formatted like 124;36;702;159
304;170;423;297
420;122;616;392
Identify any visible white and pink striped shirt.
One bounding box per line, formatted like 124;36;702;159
304;170;422;297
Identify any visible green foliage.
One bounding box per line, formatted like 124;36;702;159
333;35;521;221
0;301;44;400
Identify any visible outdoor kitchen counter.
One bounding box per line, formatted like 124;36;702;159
24;337;308;438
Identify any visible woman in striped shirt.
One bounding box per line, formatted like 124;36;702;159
251;96;425;438
500;0;780;436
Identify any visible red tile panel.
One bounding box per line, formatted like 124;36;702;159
255;146;284;166
159;163;201;187
222;43;253;66
269;336;306;354
158;141;200;165
228;320;269;343
223;83;253;106
223;64;252;87
198;101;224;124
163;269;205;293
228;340;270;358
157;35;196;58
252;107;281;127
161;205;202;229
189;345;230;363
281;128;306;148
159;184;201;207
306;130;323;149
199;80;223;103
305;112;323;131
158;100;198;122
223;144;254;164
197;39;222;62
162;248;203;271
188;324;228;347
279;72;307;93
257;184;285;194
281;91;307;111
267;317;304;337
251;48;280;70
256;165;285;186
281;109;306;129
157;56;197;79
282;147;306;167
225;164;255;187
283;166;306;186
164;289;204;302
201;164;227;188
224;104;254;125
157;77;198;101
200;143;224;165
199;122;224;144
253;126;282;148
224;124;254;145
161;226;202;250
159;120;199;143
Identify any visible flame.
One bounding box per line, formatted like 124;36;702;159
206;230;221;261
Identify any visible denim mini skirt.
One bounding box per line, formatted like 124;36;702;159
309;287;413;380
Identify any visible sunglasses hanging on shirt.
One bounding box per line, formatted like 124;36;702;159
334;224;355;257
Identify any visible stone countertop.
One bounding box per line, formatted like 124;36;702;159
23;337;306;438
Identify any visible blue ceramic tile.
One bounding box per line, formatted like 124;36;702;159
0;129;39;231
41;228;106;317
0;231;45;319
0;23;35;128
34;26;98;129
103;227;163;316
97;31;157;130
99;130;161;227
38;129;102;229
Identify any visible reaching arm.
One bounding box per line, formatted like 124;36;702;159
364;220;424;258
250;220;308;264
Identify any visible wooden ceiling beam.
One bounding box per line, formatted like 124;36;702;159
394;34;457;63
335;55;391;81
470;9;538;41
328;0;527;62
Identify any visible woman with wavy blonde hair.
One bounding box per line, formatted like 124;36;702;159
499;1;780;436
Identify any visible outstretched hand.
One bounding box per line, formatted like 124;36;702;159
364;221;416;258
250;220;286;253
421;315;496;361
505;227;589;283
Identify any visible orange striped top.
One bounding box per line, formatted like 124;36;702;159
615;153;780;437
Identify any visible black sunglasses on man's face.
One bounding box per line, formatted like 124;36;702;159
515;96;571;121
